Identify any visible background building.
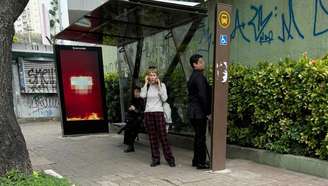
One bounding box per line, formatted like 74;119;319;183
11;0;117;121
14;0;69;45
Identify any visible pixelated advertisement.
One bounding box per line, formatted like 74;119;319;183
59;48;104;121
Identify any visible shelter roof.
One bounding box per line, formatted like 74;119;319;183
55;0;207;46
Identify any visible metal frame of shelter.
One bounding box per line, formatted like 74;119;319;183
55;0;230;171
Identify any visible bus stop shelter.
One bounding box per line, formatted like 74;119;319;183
55;0;231;171
56;0;207;106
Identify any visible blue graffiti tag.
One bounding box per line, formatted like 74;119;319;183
248;5;274;44
313;0;328;36
278;0;304;42
198;22;212;46
231;9;251;43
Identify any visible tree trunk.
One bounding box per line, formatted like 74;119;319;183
0;0;31;176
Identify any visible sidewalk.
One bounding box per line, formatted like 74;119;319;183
21;121;328;186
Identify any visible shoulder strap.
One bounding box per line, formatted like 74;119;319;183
144;84;150;106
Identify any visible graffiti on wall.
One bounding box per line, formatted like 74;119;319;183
19;59;57;93
177;19;212;69
28;95;60;116
142;31;173;71
314;0;328;36
190;20;213;56
231;0;328;45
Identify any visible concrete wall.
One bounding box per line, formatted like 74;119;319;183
12;44;60;120
188;0;328;65
227;0;328;64
12;62;60;119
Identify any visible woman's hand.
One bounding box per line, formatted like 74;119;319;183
144;75;149;86
156;78;161;87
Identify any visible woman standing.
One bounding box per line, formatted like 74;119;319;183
140;67;175;167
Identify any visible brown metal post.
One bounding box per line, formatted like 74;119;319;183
211;3;232;171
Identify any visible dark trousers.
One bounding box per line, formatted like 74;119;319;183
144;112;174;163
123;121;139;146
191;118;207;165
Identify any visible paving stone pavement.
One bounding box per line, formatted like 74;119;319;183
21;121;328;186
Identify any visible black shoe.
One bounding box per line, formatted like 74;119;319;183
150;160;160;167
168;161;176;167
192;160;209;167
124;145;135;153
191;160;210;167
197;164;210;169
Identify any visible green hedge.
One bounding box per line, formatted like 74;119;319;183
0;170;71;186
104;73;121;123
228;54;328;160
166;64;191;133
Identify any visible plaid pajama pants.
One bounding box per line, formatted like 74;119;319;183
144;112;175;163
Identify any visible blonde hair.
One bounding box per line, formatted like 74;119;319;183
146;66;159;76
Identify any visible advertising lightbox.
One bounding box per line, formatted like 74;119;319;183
55;45;108;135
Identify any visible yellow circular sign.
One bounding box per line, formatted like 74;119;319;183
218;10;230;29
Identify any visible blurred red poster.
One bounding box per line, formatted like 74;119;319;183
59;49;104;121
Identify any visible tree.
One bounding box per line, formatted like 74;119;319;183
0;0;32;176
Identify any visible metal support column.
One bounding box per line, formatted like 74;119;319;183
117;48;126;123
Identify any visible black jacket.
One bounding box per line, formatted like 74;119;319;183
126;97;145;123
187;70;211;119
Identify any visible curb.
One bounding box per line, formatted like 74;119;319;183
227;145;328;179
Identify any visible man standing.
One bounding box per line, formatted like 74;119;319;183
187;54;211;169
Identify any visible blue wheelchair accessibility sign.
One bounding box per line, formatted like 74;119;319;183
219;34;228;45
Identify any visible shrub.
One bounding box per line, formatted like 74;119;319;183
104;73;121;123
0;170;71;186
228;54;328;159
165;64;191;133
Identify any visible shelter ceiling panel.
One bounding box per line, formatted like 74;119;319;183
55;0;207;46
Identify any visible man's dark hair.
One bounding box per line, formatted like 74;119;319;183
133;86;141;90
189;54;203;68
134;86;141;91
